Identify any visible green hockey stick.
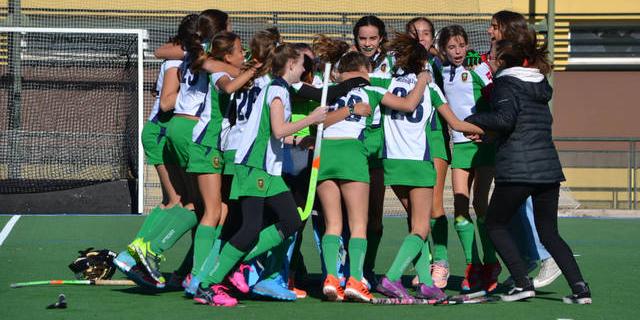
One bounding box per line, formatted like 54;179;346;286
10;279;135;288
297;62;331;221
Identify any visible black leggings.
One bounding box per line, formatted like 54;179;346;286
486;182;585;289
228;191;302;252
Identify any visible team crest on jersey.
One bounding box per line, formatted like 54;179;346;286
257;178;265;190
461;72;469;82
212;156;221;169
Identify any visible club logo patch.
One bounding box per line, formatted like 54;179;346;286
212;156;221;169
461;72;469;82
257;178;265;190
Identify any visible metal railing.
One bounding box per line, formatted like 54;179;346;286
554;137;639;210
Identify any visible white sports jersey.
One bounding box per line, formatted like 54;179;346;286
173;53;210;116
224;74;271;151
148;60;182;122
382;73;447;161
192;71;230;146
323;86;385;140
234;78;291;176
441;62;492;143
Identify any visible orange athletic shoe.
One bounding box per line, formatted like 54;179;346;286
344;277;373;302
323;274;345;301
288;278;307;299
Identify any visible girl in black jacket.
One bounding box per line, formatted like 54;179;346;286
465;31;591;304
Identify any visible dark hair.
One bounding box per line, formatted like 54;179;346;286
437;24;468;54
209;31;240;61
353;15;389;71
271;43;301;77
183;9;229;73
336;51;370;73
495;29;552;74
405;17;435;40
312;34;350;66
169;14;199;46
294;43;315;83
389;32;428;75
492;10;529;43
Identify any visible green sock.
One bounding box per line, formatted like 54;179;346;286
201;243;245;286
454;216;481;264
135;206;168;240
476;216;498;264
321;234;341;277
150;206;198;254
348;238;367;281
262;236;294;280
197;229;222;279
430;216;449;262
243;224;284;262
414;240;434;285
191;224;218;277
386;234;424;282
363;228;383;273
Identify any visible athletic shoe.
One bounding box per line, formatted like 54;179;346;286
131;240;165;284
127;238;145;262
431;260;450;289
533;258;562;288
252;276;297;301
288;278;307;299
376;276;411;299
461;263;483;291
322;274;345;302
194;284;238;307
563;282;592;304
415;283;447;301
503;260;537;287
114;250;136;273
482;262;502;292
363;269;378;290
184;274;201;298
344;277;373;302
227;264;250;294
411;275;420;288
125;265;165;289
501;280;535;302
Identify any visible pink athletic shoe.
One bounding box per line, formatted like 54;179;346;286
227;264;250;293
194;284;238;307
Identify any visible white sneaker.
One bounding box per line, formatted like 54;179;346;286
533;258;562;288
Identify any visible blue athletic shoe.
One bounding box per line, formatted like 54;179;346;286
184;274;201;298
114;250;137;273
252;275;296;301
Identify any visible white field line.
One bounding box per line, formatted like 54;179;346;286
0;215;21;247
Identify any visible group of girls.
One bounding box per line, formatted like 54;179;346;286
111;7;587;307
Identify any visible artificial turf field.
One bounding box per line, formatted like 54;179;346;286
0;215;637;320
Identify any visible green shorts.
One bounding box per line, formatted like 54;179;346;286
186;143;224;174
428;128;450;162
223;149;237;176
364;126;383;169
141;121;167;165
318;139;369;183
383;158;436;187
229;165;289;200
451;141;496;169
165;117;197;168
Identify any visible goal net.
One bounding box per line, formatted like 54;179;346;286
0;27;144;211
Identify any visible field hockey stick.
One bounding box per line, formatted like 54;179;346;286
297;62;331;221
434;290;495;305
371;297;439;305
10;279;135;288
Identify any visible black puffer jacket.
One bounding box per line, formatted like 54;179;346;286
465;67;565;184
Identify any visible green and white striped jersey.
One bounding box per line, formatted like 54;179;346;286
234;78;292;176
441;62;492;143
322;86;386;140
192;71;230;148
224;74;271;152
380;73;447;161
149;59;181;124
